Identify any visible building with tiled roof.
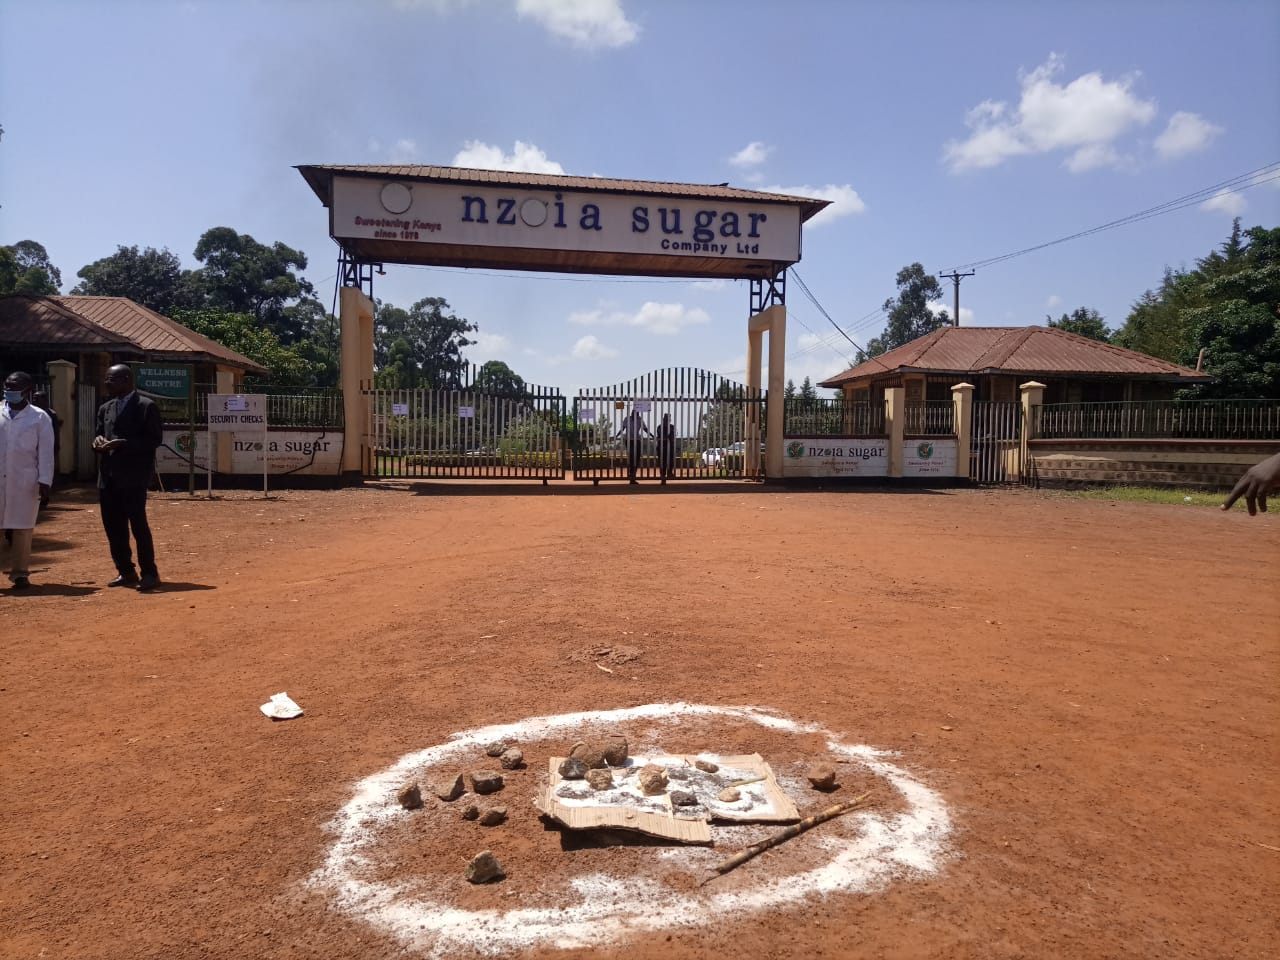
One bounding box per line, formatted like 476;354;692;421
820;325;1211;406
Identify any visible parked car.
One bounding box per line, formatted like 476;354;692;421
701;446;728;465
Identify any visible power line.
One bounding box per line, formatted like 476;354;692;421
790;268;865;353
947;160;1280;272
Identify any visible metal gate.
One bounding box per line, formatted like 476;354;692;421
366;367;566;480
970;400;1023;484
75;382;98;480
572;368;766;483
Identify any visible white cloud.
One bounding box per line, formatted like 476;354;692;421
928;301;975;325
688;278;728;292
568;301;711;335
1154;111;1223;159
571;334;619;359
1200;188;1246;216
1046;294;1062;309
516;0;639;49
471;331;512;357
729;141;772;167
389;139;419;163
761;184;866;227
1065;143;1122;173
944;54;1157;172
452;139;566;173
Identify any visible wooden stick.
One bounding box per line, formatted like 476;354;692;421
704;791;872;883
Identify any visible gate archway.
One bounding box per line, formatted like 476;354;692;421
572;367;765;484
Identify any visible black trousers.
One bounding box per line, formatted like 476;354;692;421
100;486;157;578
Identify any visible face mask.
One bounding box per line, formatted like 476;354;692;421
3;390;25;404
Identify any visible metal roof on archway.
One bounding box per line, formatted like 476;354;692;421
297;164;830;281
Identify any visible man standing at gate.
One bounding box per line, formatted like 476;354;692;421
616;407;652;485
1;371;56;589
657;413;677;484
94;364;163;591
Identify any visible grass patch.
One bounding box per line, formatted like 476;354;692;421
1061;485;1227;507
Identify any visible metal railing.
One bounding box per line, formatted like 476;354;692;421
168;385;345;429
783;398;885;436
1035;399;1280;440
904;401;955;436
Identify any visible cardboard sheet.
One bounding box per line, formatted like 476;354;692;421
534;753;799;843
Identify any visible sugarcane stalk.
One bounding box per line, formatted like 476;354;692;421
704;791;872;883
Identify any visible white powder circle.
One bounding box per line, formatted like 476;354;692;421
309;703;952;957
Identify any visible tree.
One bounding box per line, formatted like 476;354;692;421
474;360;526;396
696;382;746;450
374;296;477;388
1182;225;1280;398
861;263;949;359
191;227;314;342
172;308;318;386
1112;221;1279;397
0;240;61;295
783;378;797;400
1047;307;1111;342
799;376;818;400
72;245;200;314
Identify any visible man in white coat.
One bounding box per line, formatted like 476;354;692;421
1;371;55;589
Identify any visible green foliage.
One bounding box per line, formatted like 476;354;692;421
191;227;314;342
474;360;526;397
172;307;319;386
72;244;200;314
799;376;818;400
861;263;948;360
1047;307;1111;341
1114;220;1279;397
0;240;61;294
373;297;477;388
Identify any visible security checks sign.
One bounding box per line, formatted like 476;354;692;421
207;393;267;432
330;176;802;267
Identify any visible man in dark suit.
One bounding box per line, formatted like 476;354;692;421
94;364;163;591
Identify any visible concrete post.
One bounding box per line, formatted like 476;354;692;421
745;319;764;477
951;382;974;479
45;359;76;476
885;386;905;477
215;368;235;475
1019;380;1045;484
340;286;376;482
747;304;785;478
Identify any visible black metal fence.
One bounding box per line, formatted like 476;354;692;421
367;367;566;480
1035;399;1280;440
572;367;765;482
165;385;345;429
783;398;885;436
905;401;955;436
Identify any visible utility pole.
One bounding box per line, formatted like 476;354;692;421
938;270;975;326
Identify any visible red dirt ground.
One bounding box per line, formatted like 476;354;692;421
3;481;1277;959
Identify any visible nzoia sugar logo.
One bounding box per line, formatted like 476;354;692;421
787;440;805;458
916;441;933;460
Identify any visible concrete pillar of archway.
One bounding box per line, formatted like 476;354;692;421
748;304;786;479
885;386;905;477
340;286;376;482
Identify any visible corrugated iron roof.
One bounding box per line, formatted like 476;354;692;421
0;294;143;351
820;326;1210;387
296;164;832;222
50;296;268;375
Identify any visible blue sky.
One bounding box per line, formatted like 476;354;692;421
2;0;1278;396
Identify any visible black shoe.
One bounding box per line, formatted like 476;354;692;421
12;576;30;589
108;574;140;588
138;574;161;592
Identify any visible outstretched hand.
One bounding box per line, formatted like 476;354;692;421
1222;452;1280;516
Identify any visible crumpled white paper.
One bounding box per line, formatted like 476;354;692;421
260;691;303;720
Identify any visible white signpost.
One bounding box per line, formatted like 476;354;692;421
208;394;269;497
